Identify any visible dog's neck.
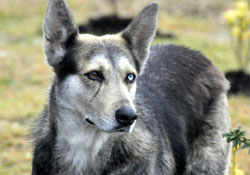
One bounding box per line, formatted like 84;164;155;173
51;84;110;172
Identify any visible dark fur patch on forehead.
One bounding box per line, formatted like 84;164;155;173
85;40;132;66
103;42;126;65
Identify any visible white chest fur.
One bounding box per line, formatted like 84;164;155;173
56;123;109;173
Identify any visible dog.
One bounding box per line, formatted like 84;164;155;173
32;0;231;174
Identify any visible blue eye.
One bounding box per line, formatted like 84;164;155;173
126;73;136;83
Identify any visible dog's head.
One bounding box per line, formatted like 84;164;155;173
44;0;158;133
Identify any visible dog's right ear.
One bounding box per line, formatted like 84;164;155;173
43;0;78;66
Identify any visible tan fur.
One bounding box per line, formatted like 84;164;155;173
78;33;126;45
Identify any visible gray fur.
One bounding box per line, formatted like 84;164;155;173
185;93;231;175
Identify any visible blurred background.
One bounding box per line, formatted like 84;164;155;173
0;0;249;174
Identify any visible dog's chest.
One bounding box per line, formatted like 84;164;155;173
55;128;109;174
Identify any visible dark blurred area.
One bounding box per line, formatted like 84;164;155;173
226;70;250;96
78;15;131;35
78;15;176;39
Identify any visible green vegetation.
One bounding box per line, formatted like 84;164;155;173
0;0;249;174
224;126;250;175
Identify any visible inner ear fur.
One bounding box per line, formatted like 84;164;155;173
43;0;78;66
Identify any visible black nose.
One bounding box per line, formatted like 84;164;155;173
115;106;137;126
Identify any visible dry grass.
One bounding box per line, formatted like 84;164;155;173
0;0;249;174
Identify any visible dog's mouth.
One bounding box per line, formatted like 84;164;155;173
114;121;136;133
85;118;95;125
85;119;136;133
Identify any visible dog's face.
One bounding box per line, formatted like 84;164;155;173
43;0;158;133
57;34;138;132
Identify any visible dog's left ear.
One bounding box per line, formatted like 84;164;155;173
43;0;78;66
122;3;158;72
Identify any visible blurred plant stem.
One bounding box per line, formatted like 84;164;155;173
224;0;250;71
232;146;237;175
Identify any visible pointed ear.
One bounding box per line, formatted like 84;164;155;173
43;0;78;66
122;3;158;72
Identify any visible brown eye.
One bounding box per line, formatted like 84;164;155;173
84;71;104;82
